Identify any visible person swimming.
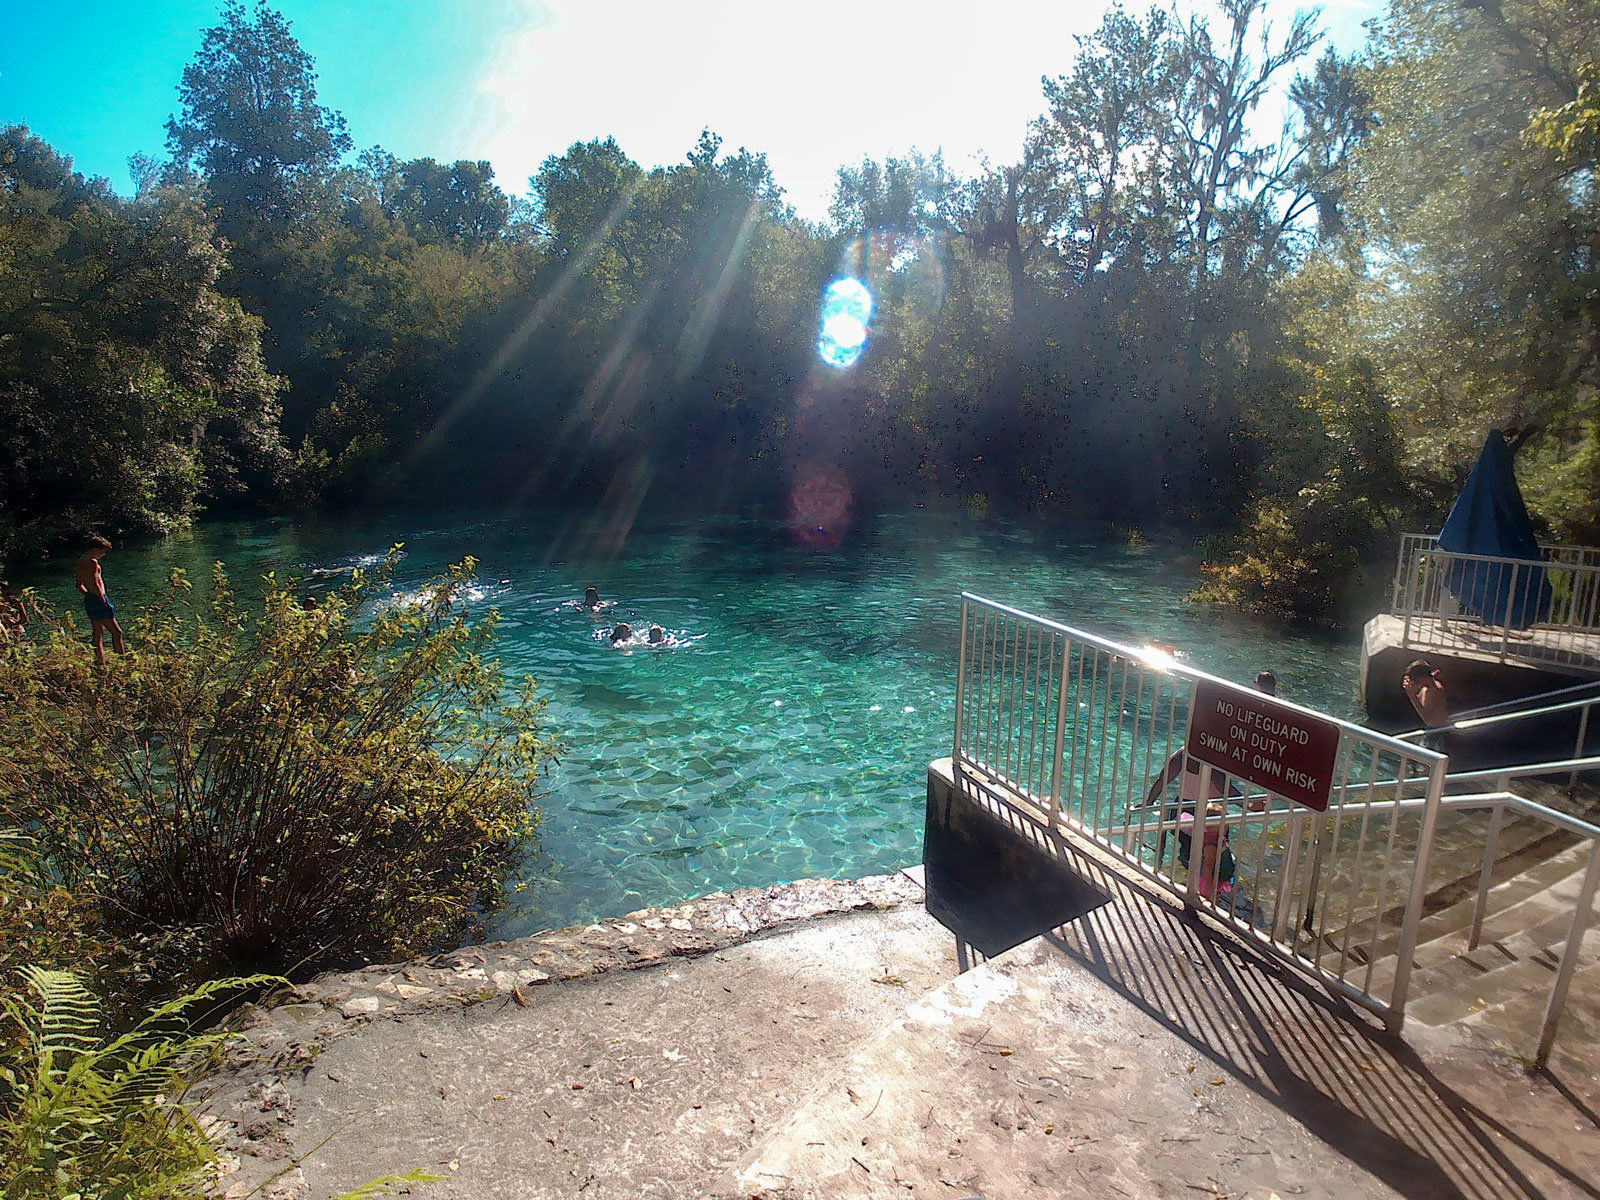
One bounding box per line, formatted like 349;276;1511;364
609;621;634;644
647;624;666;645
568;585;616;614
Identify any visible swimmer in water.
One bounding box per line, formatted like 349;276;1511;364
647;624;666;645
609;621;634;645
570;585;615;614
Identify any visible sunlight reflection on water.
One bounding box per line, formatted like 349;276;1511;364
21;510;1363;935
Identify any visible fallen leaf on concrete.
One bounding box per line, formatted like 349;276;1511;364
571;1083;585;1090
629;1077;642;1089
512;986;529;1007
873;974;907;986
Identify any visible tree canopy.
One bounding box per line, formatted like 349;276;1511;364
4;0;1597;622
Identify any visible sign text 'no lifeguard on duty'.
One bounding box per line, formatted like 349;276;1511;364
1184;680;1341;811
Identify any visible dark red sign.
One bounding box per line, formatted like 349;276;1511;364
1185;680;1342;811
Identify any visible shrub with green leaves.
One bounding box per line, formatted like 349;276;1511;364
0;553;552;979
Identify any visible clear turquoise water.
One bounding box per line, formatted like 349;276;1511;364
14;509;1364;936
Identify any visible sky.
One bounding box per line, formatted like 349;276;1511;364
1;0;1385;222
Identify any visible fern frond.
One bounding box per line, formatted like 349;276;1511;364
19;966;100;1065
328;1168;444;1199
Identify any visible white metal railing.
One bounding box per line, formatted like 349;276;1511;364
1397;689;1600;786
1390;533;1600;670
952;593;1449;1034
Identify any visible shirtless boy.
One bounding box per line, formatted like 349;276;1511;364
75;536;126;665
0;579;26;641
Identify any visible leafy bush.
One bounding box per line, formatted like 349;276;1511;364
0;831;114;1011
1188;490;1371;624
0;554;553;981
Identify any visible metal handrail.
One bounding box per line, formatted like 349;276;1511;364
1396;695;1600;740
952;593;1448;1036
1389;532;1600;670
1448;679;1600;724
1394;689;1600;784
952;591;1597;1073
1109;782;1600;1069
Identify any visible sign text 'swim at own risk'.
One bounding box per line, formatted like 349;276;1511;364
1185;680;1341;811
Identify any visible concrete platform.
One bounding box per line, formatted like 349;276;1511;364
198;872;1600;1200
1360;614;1596;731
723;852;1600;1200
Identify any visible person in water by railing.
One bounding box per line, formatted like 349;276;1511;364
1144;752;1267;901
1402;659;1450;737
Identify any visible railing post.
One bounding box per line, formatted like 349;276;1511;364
1572;704;1592;790
1500;562;1520;663
1388;752;1448;1033
1272;810;1304;944
1535;839;1600;1070
1185;763;1212;907
1468;802;1504;951
1047;632;1070;823
952;597;969;774
1392;535;1410;612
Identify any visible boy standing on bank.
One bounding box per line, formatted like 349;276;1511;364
75;536;126;665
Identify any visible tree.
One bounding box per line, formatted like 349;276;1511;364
390;157;511;249
165;0;351;239
1354;0;1600;533
0;125;284;551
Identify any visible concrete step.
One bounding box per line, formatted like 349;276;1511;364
1325;837;1592;970
1360;856;1599;1016
1471;852;1600;950
1454;960;1600;1072
1406;938;1565;1027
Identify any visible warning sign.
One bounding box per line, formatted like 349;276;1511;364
1185;680;1342;811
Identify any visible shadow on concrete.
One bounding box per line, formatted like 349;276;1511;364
933;764;1599;1200
923;767;1111;962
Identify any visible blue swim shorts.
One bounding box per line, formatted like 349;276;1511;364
83;593;115;622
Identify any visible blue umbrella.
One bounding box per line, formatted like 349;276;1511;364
1437;430;1551;629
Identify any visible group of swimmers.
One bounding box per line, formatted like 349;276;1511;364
573;586;680;649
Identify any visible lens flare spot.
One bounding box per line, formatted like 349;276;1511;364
787;465;854;547
817;277;873;369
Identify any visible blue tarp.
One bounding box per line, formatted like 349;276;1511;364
1437;430;1551;629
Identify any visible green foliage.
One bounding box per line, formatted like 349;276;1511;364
1189;493;1368;624
16;0;1600;621
0;555;552;977
0;832;112;1011
1354;0;1600;534
0;966;279;1200
0;125;285;553
165;0;352;239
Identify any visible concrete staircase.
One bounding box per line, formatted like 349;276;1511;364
1358;837;1600;1067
